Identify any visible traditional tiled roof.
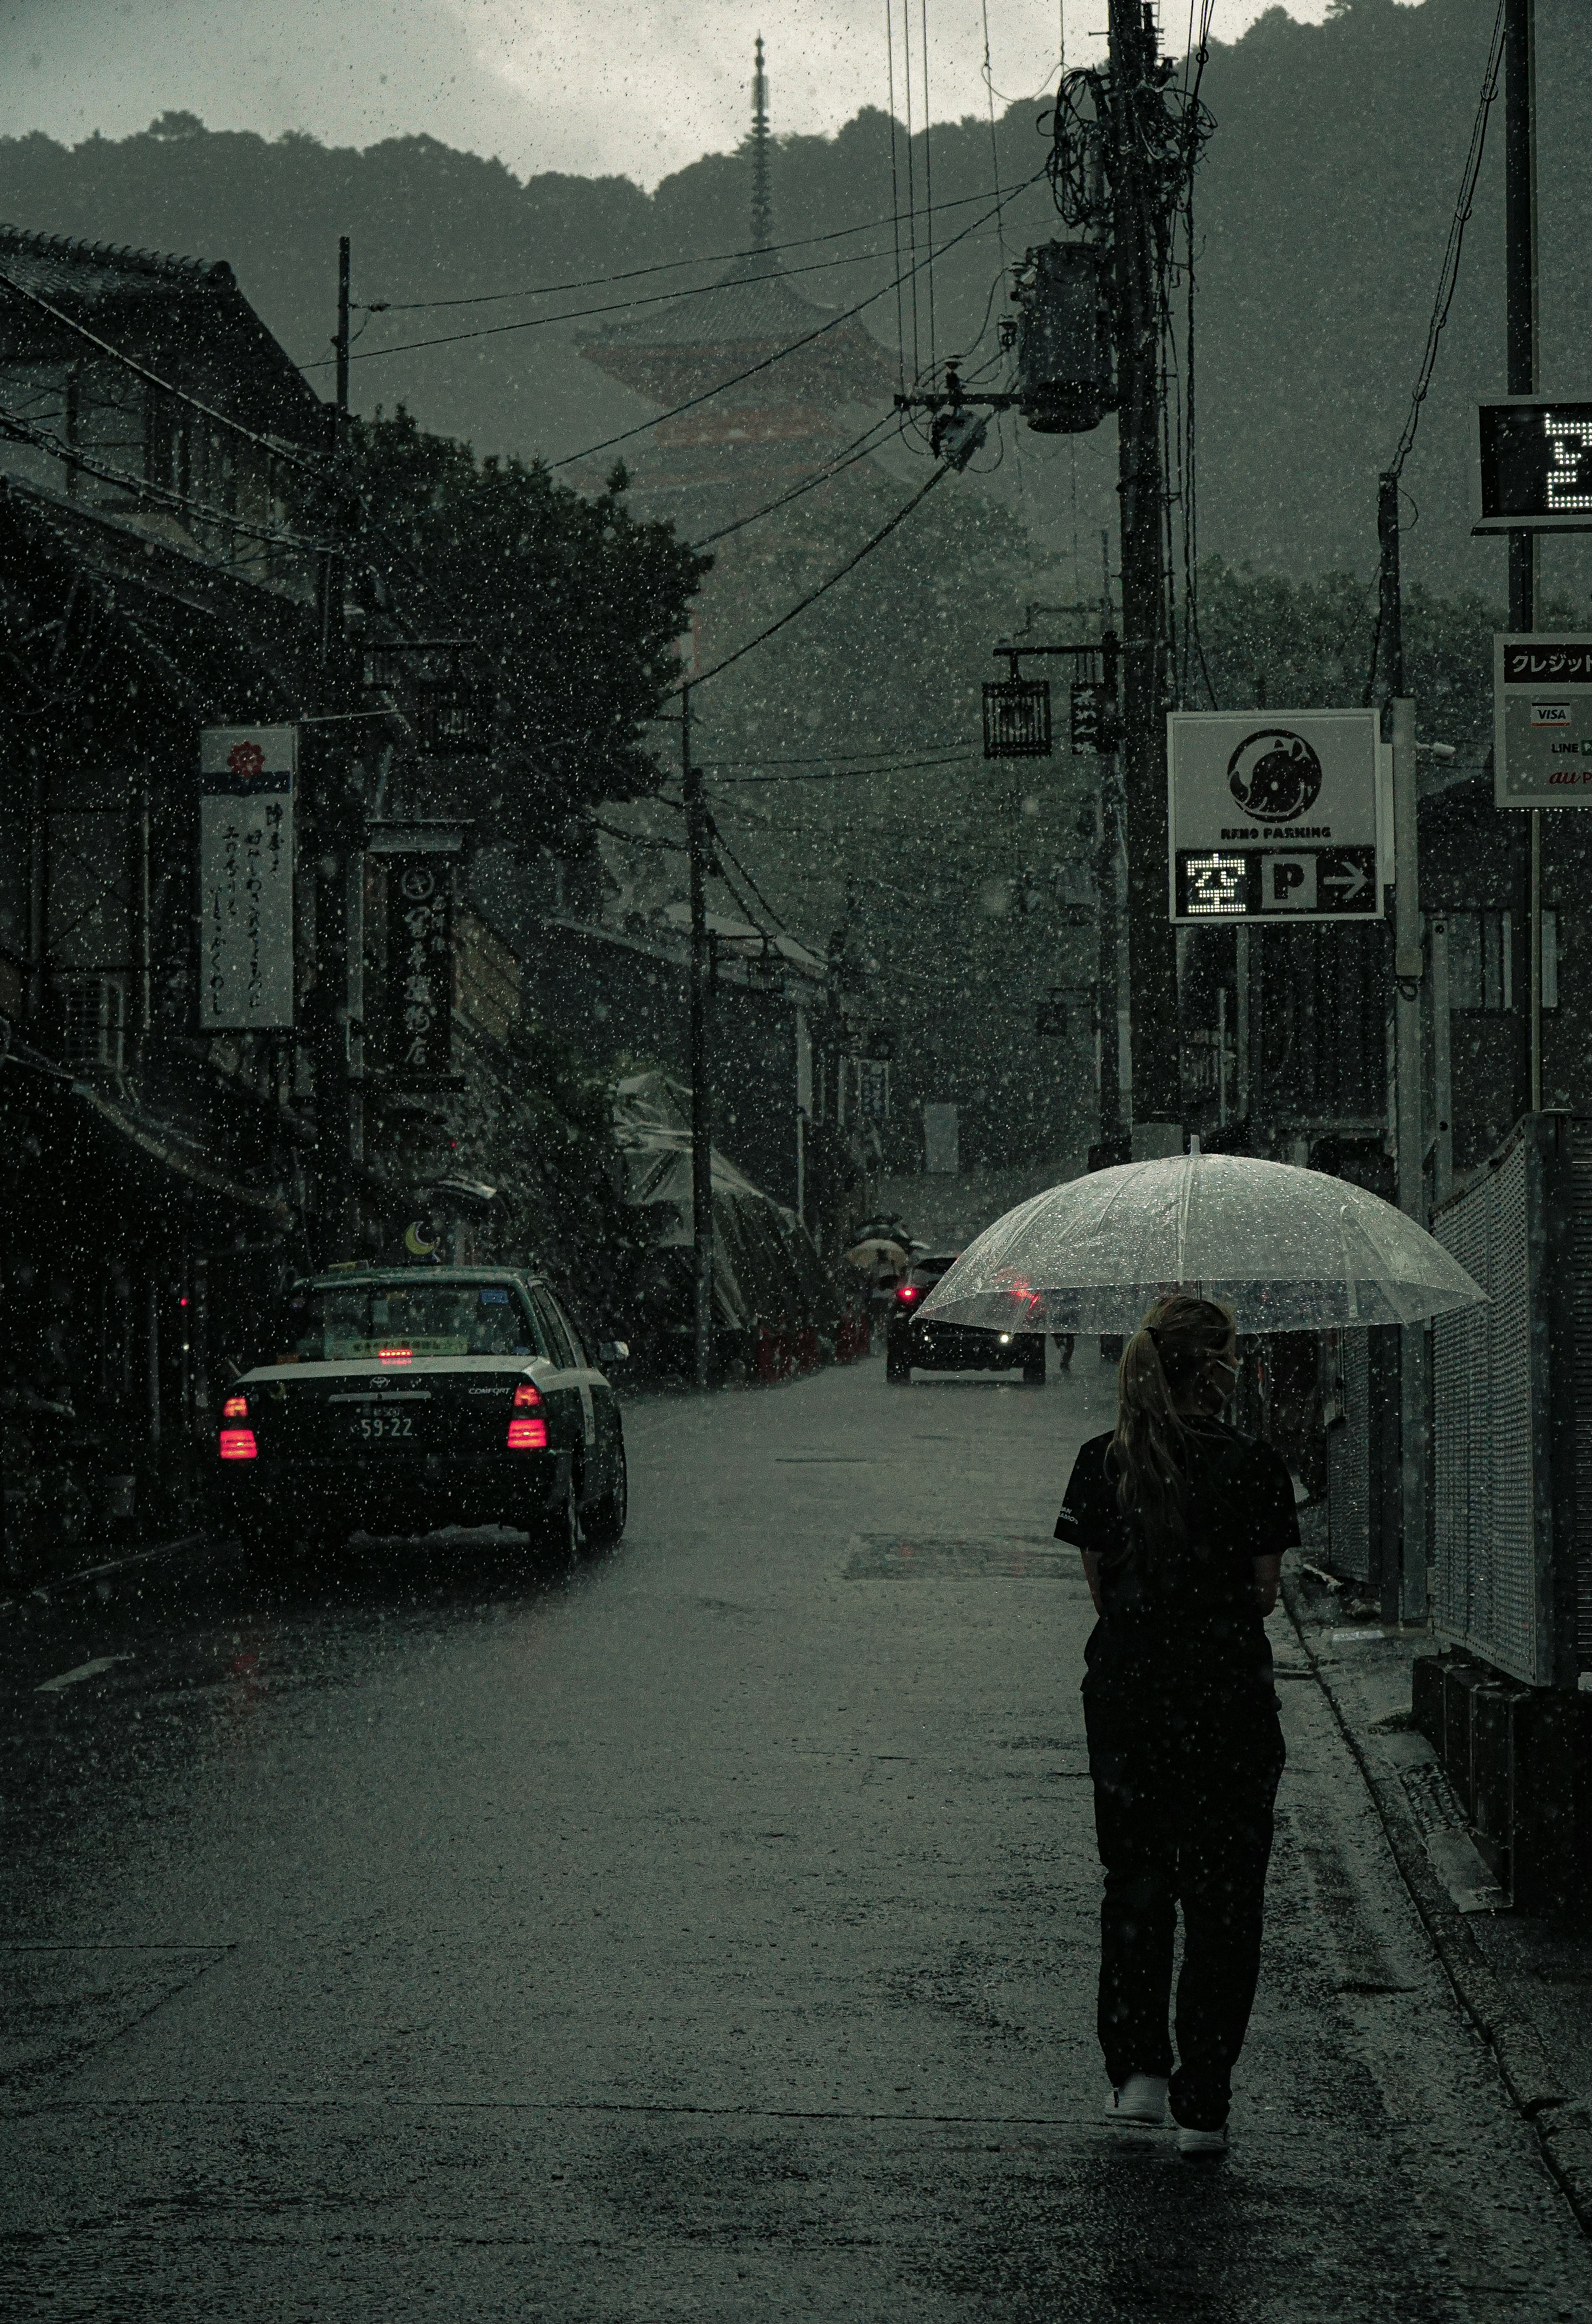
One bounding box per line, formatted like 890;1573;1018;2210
0;223;326;446
583;252;896;406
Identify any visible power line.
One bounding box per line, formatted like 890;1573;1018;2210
707;821;793;936
314;241;976;375
707;753;977;783
0;402;333;554
686;463;951;691
354;185;1036;317
0;268;329;485
921;0;937;382
694;745;965;764
689;414;904;550
1387;0;1506;480
885;2;908;395
547;171;1045;479
1364;0;1505;705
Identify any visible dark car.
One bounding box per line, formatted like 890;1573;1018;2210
885;1252;1046;1386
215;1266;627;1559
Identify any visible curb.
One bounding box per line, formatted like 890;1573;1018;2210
1282;1577;1592;2237
0;1532;206;1622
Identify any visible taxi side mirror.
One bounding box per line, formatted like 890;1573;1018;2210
598;1340;630;1365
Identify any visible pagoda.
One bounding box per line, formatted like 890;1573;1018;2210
579;38;896;553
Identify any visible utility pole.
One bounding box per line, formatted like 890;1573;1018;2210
309;234;360;1262
1505;0;1542;1110
683;683;715;1389
335;234;351;434
1108;0;1181;1151
1096;625;1124;1157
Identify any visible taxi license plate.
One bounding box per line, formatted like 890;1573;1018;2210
354;1409;417;1442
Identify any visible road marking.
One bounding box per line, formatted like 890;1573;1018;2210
36;1654;134;1693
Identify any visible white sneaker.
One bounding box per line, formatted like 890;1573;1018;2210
1176;2123;1228;2159
1104;2073;1169;2126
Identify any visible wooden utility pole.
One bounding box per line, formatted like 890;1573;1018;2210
1505;0;1541;1110
683;684;715;1388
1108;0;1180;1147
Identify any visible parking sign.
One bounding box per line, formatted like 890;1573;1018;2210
1167;710;1386;923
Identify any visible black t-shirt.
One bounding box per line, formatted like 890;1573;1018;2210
1056;1420;1298;1696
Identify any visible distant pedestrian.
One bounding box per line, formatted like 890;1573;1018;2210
1054;1292;1296;2159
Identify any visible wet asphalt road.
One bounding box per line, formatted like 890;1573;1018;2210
3;1359;1590;2322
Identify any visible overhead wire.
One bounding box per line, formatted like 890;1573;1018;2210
547;172;1044;479
353;185;1032;316
684;462;951;691
920;0;937;382
689;413;905;550
0;268;330;486
886;3;909;395
313;240;973;374
1364;0;1506;703
0;402;334;554
707;752;978;782
901;0;922;381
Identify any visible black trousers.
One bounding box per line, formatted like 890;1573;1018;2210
1084;1675;1285;2130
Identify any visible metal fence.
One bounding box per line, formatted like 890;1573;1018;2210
1431;1116;1585;1687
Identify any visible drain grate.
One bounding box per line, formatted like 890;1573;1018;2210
845;1533;1079;1580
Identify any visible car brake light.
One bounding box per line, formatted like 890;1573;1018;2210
513;1382;542;1408
506;1415;548;1450
378;1347;413;1364
896;1284;922;1305
221;1393;249;1419
218;1428;258;1461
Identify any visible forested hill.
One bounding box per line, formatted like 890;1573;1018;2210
0;0;1585;596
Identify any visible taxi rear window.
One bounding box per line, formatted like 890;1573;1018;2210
282;1281;544;1362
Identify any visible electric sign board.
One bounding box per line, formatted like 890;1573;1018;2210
1494;634;1592;806
1167;709;1385;924
1474;398;1592;534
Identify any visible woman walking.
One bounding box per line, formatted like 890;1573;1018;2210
1054;1292;1298;2159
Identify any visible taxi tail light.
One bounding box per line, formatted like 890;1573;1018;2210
512;1383;543;1408
896;1284;922;1305
221;1393;249;1419
507;1415;548;1450
218;1428;258;1461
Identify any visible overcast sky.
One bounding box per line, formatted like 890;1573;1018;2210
1;1;1347;187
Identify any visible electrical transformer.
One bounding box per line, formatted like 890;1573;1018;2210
1014;242;1114;436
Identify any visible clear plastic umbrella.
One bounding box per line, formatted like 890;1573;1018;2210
920;1145;1485;1335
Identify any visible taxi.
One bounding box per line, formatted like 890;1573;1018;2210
215;1267;627;1558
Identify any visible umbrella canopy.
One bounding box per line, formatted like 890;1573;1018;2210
920;1149;1486;1334
845;1236;911;1284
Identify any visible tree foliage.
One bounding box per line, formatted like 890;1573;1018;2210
351;406;709;834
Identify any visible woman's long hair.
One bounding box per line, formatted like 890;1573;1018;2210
1110;1293;1236;1558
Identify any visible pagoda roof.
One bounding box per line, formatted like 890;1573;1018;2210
582;252;896;403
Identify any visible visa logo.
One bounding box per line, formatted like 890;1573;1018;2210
1532;702;1571;726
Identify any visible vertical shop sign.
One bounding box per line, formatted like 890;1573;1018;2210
386;855;454;1077
199;725;296;1029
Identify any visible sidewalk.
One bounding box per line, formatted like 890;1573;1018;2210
1286;1514;1592;2229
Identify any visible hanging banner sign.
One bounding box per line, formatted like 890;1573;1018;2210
1167;709;1386;923
385;854;454;1078
198;725;296;1029
1494;634;1592;805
